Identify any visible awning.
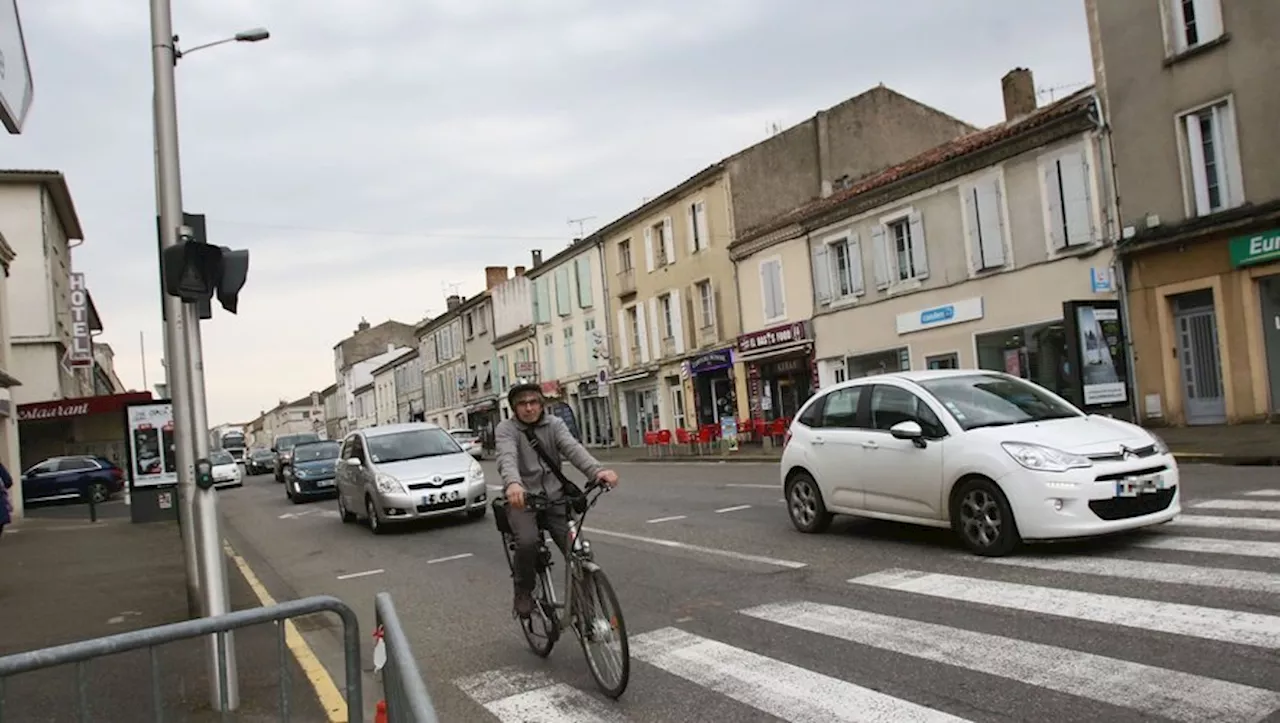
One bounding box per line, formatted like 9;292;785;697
18;391;153;423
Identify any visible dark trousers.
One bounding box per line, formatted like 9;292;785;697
507;503;569;593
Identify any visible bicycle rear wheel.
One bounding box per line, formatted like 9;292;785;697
503;534;557;657
574;568;629;698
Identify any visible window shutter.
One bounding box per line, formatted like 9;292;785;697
696;201;709;249
850;235;865;295
1183;115;1211;215
963;186;983;270
908;211;929;279
670;288;685;354
772;260;786;318
686;204;698;254
760;261;775;319
616;309;631;368
663;217;675;264
648;297;662;360
1044;161;1068;249
977;179;1006;268
811;243;832;305
1194;0;1223;40
1059;151;1093;245
871;225;891;289
644;227;655;272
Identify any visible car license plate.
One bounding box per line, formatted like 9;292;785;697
422;490;461;506
316;479;334;488
1115;473;1165;498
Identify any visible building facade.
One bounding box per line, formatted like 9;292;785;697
371;355;399;425
528;239;613;446
457;279;499;440
1086;0;1280;425
0;230;19;490
390;349;423;423
352;381;375;429
91;343;127;396
418;296;468;429
734;74;1124;419
321;385;341;440
489;267;536;421
258;390;326;443
331;318;418;437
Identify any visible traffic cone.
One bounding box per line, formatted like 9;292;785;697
374;700;388;723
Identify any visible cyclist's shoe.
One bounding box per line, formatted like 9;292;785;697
513;589;535;618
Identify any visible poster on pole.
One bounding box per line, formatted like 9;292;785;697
123;400;177;488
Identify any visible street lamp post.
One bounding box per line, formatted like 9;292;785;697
148;0;268;711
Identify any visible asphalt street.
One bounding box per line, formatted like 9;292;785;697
217;460;1280;723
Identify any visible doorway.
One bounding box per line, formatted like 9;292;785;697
1171;289;1226;425
1259;276;1280;417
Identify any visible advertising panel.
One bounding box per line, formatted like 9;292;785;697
1063;300;1131;416
124;400;177;488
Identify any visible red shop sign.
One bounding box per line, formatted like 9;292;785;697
18;392;154;422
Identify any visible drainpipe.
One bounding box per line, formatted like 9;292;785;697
1091;91;1142;423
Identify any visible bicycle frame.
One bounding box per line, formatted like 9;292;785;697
524;481;609;638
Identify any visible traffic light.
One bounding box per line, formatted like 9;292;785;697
158;213;251;314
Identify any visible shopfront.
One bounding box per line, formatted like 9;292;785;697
16;392;154;470
734;321;816;423
466;398;497;450
688;347;735;427
613;370;660;447
574;373;614;447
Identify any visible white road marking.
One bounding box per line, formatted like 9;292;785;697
335;569;385;580
741;600;1280;723
724;484;778;489
278;510;317;520
1171;515;1280;532
1243;489;1280;497
849;569;1280;649
646;515;687;524
583;527;807;569
1132;535;1280;559
715;504;752;514
1194;499;1280;512
426;553;473;564
454;667;627;722
981;554;1280;593
630;627;969;722
486;485;503;492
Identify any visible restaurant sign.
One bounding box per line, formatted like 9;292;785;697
18;392;153;422
737;321;810;354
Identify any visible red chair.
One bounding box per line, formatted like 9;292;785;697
657;429;672;457
643;430;658;457
675;427;692;455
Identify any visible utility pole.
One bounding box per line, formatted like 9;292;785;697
568;216;596;238
149;0;239;710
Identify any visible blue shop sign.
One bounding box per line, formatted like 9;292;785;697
895;297;984;335
919;305;955;325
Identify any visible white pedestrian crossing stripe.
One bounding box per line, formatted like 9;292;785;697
740;600;1280;723
849;568;1280;649
1243;489;1280;497
454;667;628;722
630;627;969;722
1170;514;1280;532
980;553;1280;593
1193;498;1280;512
1131;534;1280;559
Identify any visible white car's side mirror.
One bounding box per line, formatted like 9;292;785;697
889;420;927;448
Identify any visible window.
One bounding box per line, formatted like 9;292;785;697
696;280;715;328
626;307;640;355
1181;100;1242;217
645;218;675;271
918;373;1080;432
618;240;633;271
962;175;1007;271
542;332;556;380
554;266;572;316
464;314;474;339
819;387;862;428
563;325;576;375
1166;0;1223;54
477;306;488;334
659;294;674;339
365;429;462;464
687;200;708;253
533;278;552;324
869;385;946;438
1043;147;1096;250
975;321;1070;401
759;257;785;322
669;380;686;429
871;211;928;288
846;347;910;379
814;234;865;305
926;353;959;370
497;354;509;392
574;256;593;308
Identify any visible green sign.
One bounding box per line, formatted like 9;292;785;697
1229;228;1280;268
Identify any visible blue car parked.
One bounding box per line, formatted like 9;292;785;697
284;440;341;503
22;455;125;505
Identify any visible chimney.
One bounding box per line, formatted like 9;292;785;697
1001;68;1036;121
356;318;371;333
484;266;508;290
514;266;527;276
531;249;543;268
446;294;462;311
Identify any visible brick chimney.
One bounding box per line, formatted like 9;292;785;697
514;266;527;276
531;249;543;268
356;318;370;333
446;294;462;311
1001;68;1036;121
484;266;508;290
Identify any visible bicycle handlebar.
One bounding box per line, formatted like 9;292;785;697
507;478;609;512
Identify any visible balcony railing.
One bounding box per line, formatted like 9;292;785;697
616;268;636;296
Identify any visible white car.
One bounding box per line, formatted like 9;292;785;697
780;369;1180;556
209;449;243;489
448;428;484;459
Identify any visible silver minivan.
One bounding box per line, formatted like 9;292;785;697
335;422;488;534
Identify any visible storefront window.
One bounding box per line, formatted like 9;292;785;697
846;347;909;378
758;356;812;421
975;322;1070;400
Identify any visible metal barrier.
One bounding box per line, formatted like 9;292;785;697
374;592;440;723
0;595;363;722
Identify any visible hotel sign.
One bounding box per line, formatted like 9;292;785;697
69;272;93;367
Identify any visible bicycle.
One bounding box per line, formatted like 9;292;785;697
494;479;631;699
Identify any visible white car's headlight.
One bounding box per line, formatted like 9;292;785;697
1149;433;1169;455
1001;442;1093;473
375;473;404;494
468;460;484;482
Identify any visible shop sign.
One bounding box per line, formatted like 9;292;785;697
737;322;810;354
896;297;984;335
18;391;153;422
1229;228;1280;269
579;380;599;397
68;272;93;367
689;348;733;374
514;361;537;379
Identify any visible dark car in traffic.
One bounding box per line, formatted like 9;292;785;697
284;440;341;503
245;447;275;475
21;455;126;505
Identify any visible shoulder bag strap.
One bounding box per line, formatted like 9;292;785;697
522;426;583;497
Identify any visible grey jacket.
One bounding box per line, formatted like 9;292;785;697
495;413;604;499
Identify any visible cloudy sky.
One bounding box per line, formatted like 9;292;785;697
9;0;1093;425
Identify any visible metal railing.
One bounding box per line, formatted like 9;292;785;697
0;595;363;722
373;593;439;722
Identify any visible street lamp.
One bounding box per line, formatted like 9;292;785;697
148;1;271;712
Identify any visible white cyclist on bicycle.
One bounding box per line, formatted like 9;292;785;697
495;381;619;619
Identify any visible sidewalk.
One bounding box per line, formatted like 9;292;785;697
583;422;1280;466
0;500;331;722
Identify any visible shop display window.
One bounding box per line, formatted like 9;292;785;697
975;322;1071;400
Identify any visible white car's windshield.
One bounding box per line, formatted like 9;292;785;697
917;374;1081;431
367;429;462;464
293;442;340;463
210;450;235;465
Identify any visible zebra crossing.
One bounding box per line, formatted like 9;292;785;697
452;487;1280;722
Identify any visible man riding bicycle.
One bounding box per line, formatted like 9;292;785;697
496;381;619;618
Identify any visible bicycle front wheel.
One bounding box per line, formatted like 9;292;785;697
575;568;630;699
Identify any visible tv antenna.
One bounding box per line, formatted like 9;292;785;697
568;216;596;238
441;281;462;299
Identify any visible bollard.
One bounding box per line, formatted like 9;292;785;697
88;492;98;523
